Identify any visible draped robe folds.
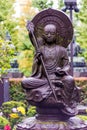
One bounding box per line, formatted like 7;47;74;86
22;44;79;107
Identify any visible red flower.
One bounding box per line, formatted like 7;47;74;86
4;125;11;130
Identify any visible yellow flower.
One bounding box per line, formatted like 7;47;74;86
9;113;19;118
17;106;25;115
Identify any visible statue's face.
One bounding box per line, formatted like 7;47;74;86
43;24;57;43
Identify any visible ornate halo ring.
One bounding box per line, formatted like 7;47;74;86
31;8;73;48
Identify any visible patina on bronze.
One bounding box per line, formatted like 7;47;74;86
16;8;87;130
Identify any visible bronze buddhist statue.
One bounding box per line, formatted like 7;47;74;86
21;8;80;119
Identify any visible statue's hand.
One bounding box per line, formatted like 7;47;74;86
26;21;34;33
56;67;61;72
35;50;42;61
55;68;66;76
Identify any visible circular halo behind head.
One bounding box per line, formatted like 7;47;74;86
31;8;73;48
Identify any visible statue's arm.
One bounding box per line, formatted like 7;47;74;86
31;52;42;77
61;48;70;74
55;48;70;76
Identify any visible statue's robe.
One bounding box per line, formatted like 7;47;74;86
22;45;79;108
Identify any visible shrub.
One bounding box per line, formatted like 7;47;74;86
76;80;87;104
0;101;27;129
1;101;26;118
0;116;10;129
77;115;87;121
9;81;26;103
27;106;36;117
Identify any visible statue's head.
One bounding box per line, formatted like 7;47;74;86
43;24;57;44
30;8;73;48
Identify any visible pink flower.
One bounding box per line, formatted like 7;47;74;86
4;125;11;130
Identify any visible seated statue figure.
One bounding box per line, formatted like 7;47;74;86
22;8;80;118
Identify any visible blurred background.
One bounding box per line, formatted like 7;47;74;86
0;0;87;77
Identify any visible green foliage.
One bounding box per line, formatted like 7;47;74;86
0;0;19;75
9;81;26;103
76;80;87;103
0;39;15;75
18;34;32;51
0;101;27;129
75;0;87;60
18;34;34;76
58;0;64;9
4;20;19;48
0;0;18;45
1;101;26;117
0;100;36;129
77;115;87;121
27;106;36;117
16;26;34;76
32;0;53;10
0;0;15;22
0;116;10;129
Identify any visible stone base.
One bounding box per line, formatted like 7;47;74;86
16;116;87;130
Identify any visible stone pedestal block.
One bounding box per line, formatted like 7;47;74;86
16;116;87;130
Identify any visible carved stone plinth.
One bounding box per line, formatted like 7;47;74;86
16;116;87;130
